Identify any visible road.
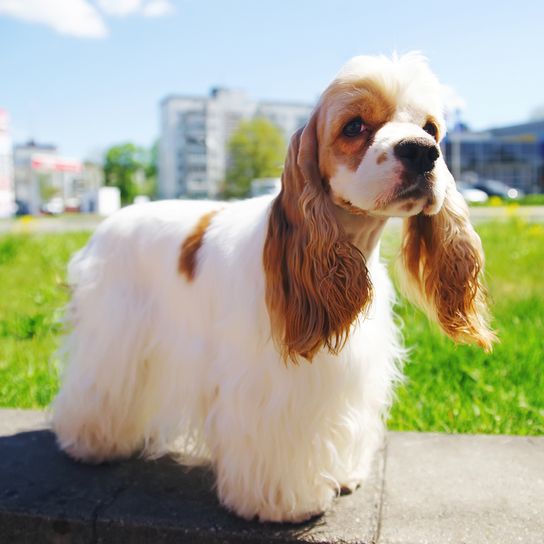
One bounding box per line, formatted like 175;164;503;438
1;205;544;234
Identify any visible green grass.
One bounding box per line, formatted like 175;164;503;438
517;194;544;206
0;221;542;435
0;232;90;407
384;219;544;435
470;194;544;206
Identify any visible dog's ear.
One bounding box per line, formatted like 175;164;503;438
263;110;372;363
397;178;496;350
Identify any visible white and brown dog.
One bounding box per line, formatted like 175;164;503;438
52;53;495;523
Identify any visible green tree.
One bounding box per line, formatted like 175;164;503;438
103;143;156;204
143;139;159;197
225;117;286;198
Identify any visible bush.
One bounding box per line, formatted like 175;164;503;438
470;193;544;206
518;193;544;206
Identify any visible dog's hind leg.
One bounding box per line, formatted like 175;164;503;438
52;248;156;463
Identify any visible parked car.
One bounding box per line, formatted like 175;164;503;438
64;197;81;213
456;182;489;203
41;197;64;215
473;179;524;200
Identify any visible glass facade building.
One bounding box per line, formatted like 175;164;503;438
442;121;544;193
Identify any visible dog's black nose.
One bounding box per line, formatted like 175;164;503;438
394;138;439;174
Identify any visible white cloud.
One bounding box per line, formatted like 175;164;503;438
96;0;142;16
97;0;174;17
0;0;108;38
0;0;175;38
141;0;174;17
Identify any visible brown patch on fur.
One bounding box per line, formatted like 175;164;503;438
318;79;396;178
333;195;368;216
263;112;373;363
401;201;414;212
424;116;441;142
376;152;387;165
178;210;219;280
331;130;373;173
400;186;496;351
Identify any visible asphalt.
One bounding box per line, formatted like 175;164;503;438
1;205;544;234
0;410;543;543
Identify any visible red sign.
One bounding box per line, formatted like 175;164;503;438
31;154;82;173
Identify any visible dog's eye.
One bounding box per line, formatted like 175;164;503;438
423;121;438;139
342;117;365;137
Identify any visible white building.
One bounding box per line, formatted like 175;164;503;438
14;141;83;214
159;88;313;199
0;109;15;217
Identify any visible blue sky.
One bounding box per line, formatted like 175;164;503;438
0;0;542;159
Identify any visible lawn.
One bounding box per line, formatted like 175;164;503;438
0;232;90;407
0;219;542;435
385;219;544;435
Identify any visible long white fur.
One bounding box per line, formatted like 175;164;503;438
52;53;449;523
52;197;403;522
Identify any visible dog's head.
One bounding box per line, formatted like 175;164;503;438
264;53;495;362
318;53;448;218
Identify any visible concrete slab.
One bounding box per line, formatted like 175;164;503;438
0;408;48;434
3;410;543;543
379;432;544;544
0;409;383;543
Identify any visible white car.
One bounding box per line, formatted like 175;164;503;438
456;182;489;203
41;197;65;215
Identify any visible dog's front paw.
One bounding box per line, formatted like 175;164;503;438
218;482;335;523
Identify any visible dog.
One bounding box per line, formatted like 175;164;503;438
52;53;494;523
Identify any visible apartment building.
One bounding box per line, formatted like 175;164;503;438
159;88;313;199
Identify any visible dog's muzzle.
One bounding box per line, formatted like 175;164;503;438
394;138;439;175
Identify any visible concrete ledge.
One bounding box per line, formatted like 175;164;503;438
0;410;543;543
380;432;544;544
0;410;382;543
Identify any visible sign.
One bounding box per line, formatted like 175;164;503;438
31;153;82;173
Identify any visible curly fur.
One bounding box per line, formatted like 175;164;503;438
52;53;493;523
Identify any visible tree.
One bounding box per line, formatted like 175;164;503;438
225;118;286;198
142;139;159;198
103;143;156;205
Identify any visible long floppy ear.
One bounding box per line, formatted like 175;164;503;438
263;111;372;363
397;178;496;351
